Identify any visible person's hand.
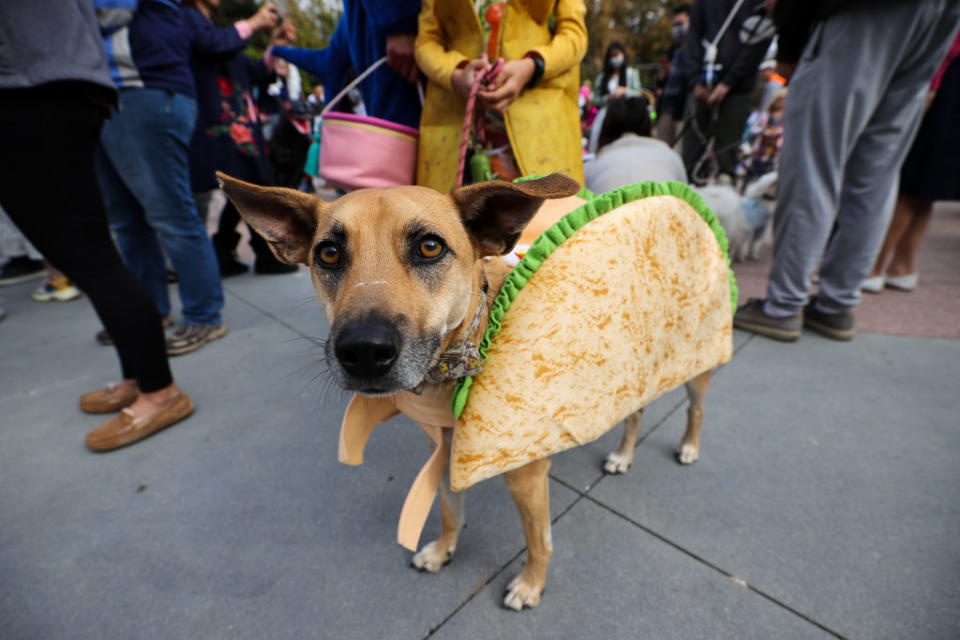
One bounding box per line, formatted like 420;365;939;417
707;82;730;105
271;21;295;47
775;61;796;82
612;85;629;98
925;89;937;112
693;83;710;101
451;56;489;99
478;58;536;114
386;33;419;84
250;2;281;32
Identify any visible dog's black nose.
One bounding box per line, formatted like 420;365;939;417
334;321;400;379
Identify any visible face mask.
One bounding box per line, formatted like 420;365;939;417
609;56;624;69
672;25;688;42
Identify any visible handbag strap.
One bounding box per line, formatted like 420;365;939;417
700;0;747;85
321;56;426;117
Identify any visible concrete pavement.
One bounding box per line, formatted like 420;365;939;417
1;219;959;639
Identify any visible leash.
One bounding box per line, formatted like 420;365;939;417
456;58;505;187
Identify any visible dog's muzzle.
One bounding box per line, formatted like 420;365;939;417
333;319;401;381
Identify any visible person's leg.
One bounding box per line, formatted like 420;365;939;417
213;197;242;250
766;1;959;316
0;86;172;393
101;89;224;326
814;2;960;314
0;204;43;262
209;197;249;276
193;189;215;224
867;193;919;281
94;136;171;318
887;196;933;278
714;91;752;181
681;95;713;180
0;203;46;285
656;112;676;146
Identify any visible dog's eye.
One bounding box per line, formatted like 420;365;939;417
418;237;445;260
317;244;341;267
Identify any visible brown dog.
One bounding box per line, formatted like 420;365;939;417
218;173;713;610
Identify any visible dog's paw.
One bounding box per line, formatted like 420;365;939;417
503;573;544;611
411;540;453;573
603;451;633;474
676;442;699;465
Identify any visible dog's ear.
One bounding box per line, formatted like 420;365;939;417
217;172;324;264
451;173;581;256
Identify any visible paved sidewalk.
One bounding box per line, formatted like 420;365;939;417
1;223;958;639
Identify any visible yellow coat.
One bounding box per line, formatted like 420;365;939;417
415;0;587;192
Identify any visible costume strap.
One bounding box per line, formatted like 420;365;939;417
338;394;399;464
397;424;447;551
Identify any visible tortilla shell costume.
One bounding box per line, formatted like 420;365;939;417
338;181;737;551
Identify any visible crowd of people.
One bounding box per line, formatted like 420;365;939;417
1;0;957;452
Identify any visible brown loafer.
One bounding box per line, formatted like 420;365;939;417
85;392;194;452
79;384;138;414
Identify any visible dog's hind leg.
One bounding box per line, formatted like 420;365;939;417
412;428;465;573
502;457;552;611
603;409;643;474
677;369;711;464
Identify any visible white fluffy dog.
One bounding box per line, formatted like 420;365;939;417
695;172;778;261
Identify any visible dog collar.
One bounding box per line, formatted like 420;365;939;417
416;289;487;390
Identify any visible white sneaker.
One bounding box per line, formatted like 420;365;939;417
861;274;885;293
32;277;83;302
885;273;918;291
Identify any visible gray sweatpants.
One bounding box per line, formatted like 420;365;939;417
767;0;960;314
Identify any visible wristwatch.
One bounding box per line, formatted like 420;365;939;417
525;53;545;89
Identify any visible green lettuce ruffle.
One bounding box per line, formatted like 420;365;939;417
451;180;737;419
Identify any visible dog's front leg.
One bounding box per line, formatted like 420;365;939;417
503;457;552;611
412;427;465;572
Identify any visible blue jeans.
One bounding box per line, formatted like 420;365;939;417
96;88;224;325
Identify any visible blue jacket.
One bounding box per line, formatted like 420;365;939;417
182;6;273;191
93;0;195;97
272;0;421;129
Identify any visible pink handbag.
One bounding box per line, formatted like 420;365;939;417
318;57;421;190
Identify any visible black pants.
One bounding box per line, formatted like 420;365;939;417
0;83;173;392
681;90;753;182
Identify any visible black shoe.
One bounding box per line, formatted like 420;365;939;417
254;259;298;275
733;298;802;342
219;256;250;277
212;232;249;278
803;302;855;341
0;257;46;286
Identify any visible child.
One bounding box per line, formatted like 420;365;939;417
742;88;786;183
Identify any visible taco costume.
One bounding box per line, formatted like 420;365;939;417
339;181;736;550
